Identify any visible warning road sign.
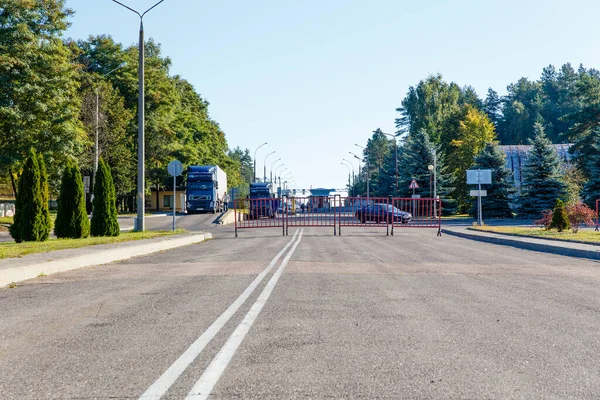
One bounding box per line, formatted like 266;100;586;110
409;179;419;189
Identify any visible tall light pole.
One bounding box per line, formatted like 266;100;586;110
342;158;356;194
94;62;126;186
350;152;369;203
270;158;281;183
341;163;351;196
111;0;166;232
253;142;267;182
263;151;275;182
378;131;398;194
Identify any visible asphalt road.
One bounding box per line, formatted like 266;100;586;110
1;223;600;399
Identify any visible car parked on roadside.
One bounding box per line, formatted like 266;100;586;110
355;203;411;224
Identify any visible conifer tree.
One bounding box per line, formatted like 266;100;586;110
9;149;47;242
38;155;52;239
397;130;457;214
469;143;514;218
91;159;119;237
581;127;600;208
55;161;90;238
549;199;570;232
518;123;567;217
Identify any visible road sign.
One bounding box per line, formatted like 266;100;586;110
470;190;487;196
167;159;183;232
409;179;419;189
467;169;492;184
168;159;183;177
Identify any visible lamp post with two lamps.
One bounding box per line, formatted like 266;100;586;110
253;142;267;182
110;0;166;232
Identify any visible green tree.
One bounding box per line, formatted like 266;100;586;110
91;159;119;237
38;155;52;239
581;128;600;207
0;0;84;197
55;160;90;239
548;199;570;232
9;149;48;242
449;105;496;209
469;143;514;218
518;124;568;217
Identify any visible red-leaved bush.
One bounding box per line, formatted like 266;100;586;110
535;202;596;233
565;202;596;233
534;209;553;228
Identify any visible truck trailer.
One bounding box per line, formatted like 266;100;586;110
186;165;227;214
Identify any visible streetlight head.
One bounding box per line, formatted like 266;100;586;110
119;62;127;67
428;165;434;171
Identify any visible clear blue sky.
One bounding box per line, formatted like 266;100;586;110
65;0;600;190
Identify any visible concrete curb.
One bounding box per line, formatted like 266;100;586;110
215;210;235;225
1;232;212;287
441;228;600;260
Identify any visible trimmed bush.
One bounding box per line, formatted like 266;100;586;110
9;149;48;242
91;159;119;237
55;160;90;239
548;199;570;232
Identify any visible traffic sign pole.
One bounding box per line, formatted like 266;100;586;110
168;160;183;232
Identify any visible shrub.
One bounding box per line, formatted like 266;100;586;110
548;199;570;232
534;209;553;229
9;149;48;242
565;202;595;233
38;155;52;238
91;159;119;237
55;160;90;239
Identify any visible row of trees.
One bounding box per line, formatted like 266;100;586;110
0;1;253;211
351;66;600;217
11;149;119;242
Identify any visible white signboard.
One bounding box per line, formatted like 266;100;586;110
466;169;492;185
470;190;487;197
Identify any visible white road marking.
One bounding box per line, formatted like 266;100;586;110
138;230;300;400
185;229;304;400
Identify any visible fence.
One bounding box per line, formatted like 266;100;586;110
234;197;441;237
234;198;285;237
285;195;338;235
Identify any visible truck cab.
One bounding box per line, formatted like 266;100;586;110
249;182;276;219
186;165;227;214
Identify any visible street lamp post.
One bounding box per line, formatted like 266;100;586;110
263;151;275;182
270;158;281;183
94;62;126;188
253;142;267;182
341;163;351;196
111;0;166;232
379;131;398;194
342;158;355;195
350;152;369;203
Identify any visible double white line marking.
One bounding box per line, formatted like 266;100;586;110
139;229;304;400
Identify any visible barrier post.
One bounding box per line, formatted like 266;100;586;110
437;198;442;237
234;200;238;238
596;199;599;232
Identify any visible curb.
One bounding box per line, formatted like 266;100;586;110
215;210;235;225
466;227;600;247
1;232;212;287
441;228;600;260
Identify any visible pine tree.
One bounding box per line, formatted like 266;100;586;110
91;159;119;237
581;127;600;208
549;199;570;232
397;130;457;214
469;143;514;218
518;123;568;217
55;161;90;239
38;155;52;239
9;149;47;242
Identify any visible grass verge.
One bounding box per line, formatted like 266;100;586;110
473;226;600;243
0;230;187;259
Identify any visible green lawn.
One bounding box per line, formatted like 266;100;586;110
0;216;13;225
473;226;600;243
0;230;186;259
